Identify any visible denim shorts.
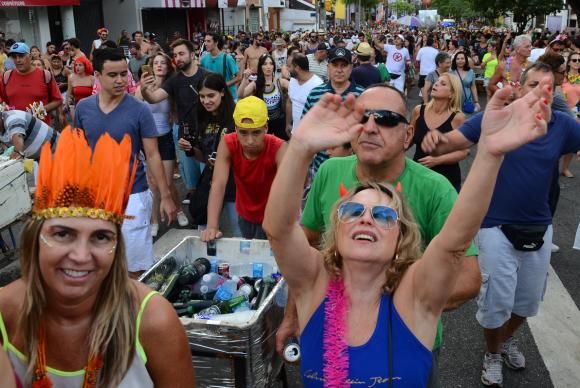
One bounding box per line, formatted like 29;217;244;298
475;225;552;329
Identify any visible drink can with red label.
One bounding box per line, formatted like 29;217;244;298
218;263;230;278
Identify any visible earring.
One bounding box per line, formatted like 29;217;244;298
108;245;117;255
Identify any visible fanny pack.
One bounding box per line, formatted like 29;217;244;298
500;224;548;251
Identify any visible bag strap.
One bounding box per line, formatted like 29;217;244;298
222;52;227;80
3;69;12;86
456;70;472;102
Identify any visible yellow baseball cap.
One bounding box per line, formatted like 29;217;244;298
233;96;269;129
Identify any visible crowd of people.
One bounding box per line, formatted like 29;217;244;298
0;21;579;387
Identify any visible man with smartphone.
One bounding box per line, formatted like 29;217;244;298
141;38;207;204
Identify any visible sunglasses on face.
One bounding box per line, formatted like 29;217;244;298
361;109;409;127
338;201;399;229
570;58;580;63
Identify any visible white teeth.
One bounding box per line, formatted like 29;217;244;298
63;269;89;278
354;234;375;242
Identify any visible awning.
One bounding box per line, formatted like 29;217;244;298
295;0;315;9
162;0;237;7
0;0;79;5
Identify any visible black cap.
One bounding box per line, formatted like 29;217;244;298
328;47;352;64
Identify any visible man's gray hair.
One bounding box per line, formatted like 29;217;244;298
512;34;531;49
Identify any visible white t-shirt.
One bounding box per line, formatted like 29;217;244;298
384;44;410;75
416;46;439;76
528;48;546;63
288;74;324;132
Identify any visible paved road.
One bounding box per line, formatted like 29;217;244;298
1;81;579;388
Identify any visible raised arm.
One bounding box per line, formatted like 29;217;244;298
413;77;553;318
263;93;364;291
140;73;169;104
200;138;230;242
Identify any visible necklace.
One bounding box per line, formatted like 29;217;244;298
33;323;103;388
567;73;580;84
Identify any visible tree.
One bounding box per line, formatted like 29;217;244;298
432;0;477;19
473;0;564;33
392;0;415;15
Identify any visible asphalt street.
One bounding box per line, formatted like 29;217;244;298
1;81;579;388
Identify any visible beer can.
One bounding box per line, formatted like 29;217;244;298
218;263;230;278
283;339;301;363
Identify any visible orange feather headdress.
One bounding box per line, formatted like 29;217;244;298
33;127;137;224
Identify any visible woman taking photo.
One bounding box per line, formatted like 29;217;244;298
451;51;480;114
411;73;468;192
178;73;241;236
66;56;95;120
263;80;552;387
135;52;189;235
0;128;195;387
238;54;290;140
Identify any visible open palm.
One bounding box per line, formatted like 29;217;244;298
292;93;365;154
480;77;552;156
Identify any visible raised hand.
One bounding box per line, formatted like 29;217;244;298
480;76;552;157
291;93;365;155
421;129;448;154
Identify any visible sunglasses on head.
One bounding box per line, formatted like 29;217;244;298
338;201;399;229
361;109;409;127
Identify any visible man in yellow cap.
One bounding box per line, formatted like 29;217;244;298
200;96;288;241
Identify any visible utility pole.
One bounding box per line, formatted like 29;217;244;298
355;0;361;30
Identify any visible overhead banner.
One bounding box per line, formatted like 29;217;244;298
334;0;345;20
0;0;79;5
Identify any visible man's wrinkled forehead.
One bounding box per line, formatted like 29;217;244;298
359;88;407;117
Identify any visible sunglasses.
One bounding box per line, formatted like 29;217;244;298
338;201;399;229
570;58;580;63
361;110;409;127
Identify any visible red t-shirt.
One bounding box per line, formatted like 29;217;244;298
224;133;284;224
0;68;62;124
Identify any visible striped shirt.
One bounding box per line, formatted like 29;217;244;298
302;81;365;178
0;110;58;160
307;54;329;83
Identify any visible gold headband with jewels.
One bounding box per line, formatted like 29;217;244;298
33;127;136;224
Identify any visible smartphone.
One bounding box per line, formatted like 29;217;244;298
141;64;152;76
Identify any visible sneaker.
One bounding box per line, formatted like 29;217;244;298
150;224;159;238
481;352;503;387
551;243;560;253
177;211;189;227
501;337;525;370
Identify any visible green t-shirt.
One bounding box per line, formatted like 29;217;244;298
301;155;478;349
482;53;499;79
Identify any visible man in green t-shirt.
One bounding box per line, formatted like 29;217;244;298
278;84;480;388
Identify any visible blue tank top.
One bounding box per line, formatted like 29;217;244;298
301;293;432;387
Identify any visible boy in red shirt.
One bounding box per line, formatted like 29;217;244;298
201;96;287;241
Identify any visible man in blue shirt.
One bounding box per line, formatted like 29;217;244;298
74;48;177;277
421;61;580;387
200;32;240;101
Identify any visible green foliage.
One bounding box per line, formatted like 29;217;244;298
472;0;564;32
432;0;477;19
392;0;415;15
341;0;381;8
